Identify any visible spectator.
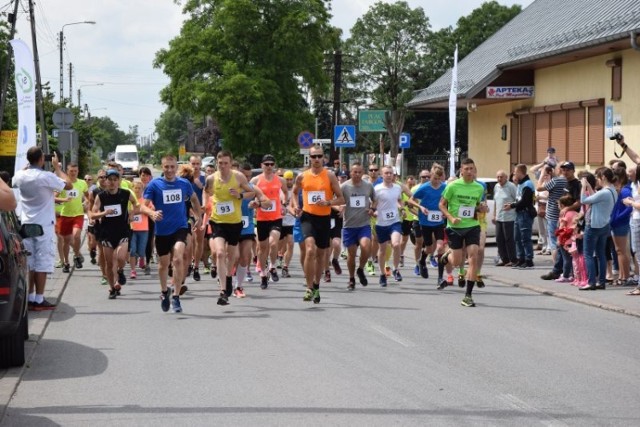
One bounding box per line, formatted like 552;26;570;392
624;164;640;295
505;164;536;268
538;163;567;280
492;169;517;266
610;167;633;286
12;147;72;310
534;164;553;255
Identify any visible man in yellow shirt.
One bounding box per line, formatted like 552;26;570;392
58;163;89;272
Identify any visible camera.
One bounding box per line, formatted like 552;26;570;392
43;150;60;161
609;132;623;142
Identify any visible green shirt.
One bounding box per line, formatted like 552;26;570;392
60;179;88;217
441;178;485;229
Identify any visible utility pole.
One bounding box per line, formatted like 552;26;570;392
28;0;49;154
330;50;342;162
0;0;20;132
68;62;73;105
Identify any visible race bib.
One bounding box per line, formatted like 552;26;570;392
132;215;142;223
67;189;79;198
427;210;443;222
308;191;325;205
350;196;365;208
104;204;122;218
261;200;276;212
458;205;475;219
216;201;235;215
241;215;249;228
330;218;336;229
162;189;182;204
381;209;397;221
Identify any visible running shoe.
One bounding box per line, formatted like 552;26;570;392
130;270;137;279
313;289;321;304
356;268;368;286
30;299;57;311
62;263;70;273
419;261;428;279
277;256;283;269
414;265;420;276
203;266;211;275
379;275;387;287
324;270;331;283
217;291;229;306
261;276;269;289
399;256;404;268
437;279;448;290
385;266;391;277
246;271;253;282
172;296;182;313
144;265;151;275
447;275;454;286
210;266;217;279
234;288;246;298
90;249;97;265
331;258;342;275
281;266;291;278
117;269;127;286
160;291;170;312
365;260;376;276
348;278;356;291
476;275;485;288
458;274;466;288
461;295;476;307
429;254;438;268
55;259;63;268
340;250;348;260
100;276;108;286
270;268;279;282
193;268;201;282
78;253;85;263
108;289;117;300
74;255;83;269
303;288;313;302
393;269;402;282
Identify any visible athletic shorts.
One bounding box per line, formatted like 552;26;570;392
57;215;84;236
280;226;293;239
330;217;343;239
101;235;129;249
446;226;481;250
239;233;256;243
411;221;423;238
210;221;243;246
155;228;189;256
257;219;282;242
401;220;414;236
421;225;446;247
23;224;56;273
342;226;372;247
375;222;402;244
300;212;331;249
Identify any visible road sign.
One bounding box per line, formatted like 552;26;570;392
334;125;356;148
358;110;387;132
605;105;613;137
52;108;74;130
303;154;310;166
297;131;314;148
399;133;410;149
313;139;331;145
300;148;310;155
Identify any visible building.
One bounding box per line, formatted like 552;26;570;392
407;0;640;176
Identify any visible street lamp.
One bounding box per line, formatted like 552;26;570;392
78;83;104;106
59;21;96;102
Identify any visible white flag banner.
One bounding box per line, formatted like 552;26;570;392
10;39;37;175
448;45;458;178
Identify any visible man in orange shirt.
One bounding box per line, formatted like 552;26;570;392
292;145;345;303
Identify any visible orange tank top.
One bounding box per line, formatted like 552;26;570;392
301;169;332;216
131;197;149;231
256;175;282;221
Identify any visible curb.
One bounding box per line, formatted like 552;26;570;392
489;274;640;319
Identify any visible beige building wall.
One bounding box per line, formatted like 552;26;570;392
469;48;640;177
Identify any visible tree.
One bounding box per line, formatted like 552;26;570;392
345;1;431;165
154;0;337;158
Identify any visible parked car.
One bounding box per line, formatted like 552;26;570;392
477;177;538;238
201;156;216;168
0;210;29;369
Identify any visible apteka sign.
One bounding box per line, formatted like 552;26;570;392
486;86;534;99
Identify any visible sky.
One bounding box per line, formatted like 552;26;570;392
11;0;533;137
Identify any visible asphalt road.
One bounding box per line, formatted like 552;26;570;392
2;244;640;426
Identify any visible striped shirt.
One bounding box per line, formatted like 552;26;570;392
544;176;567;222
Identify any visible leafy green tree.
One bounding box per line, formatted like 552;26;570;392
345;1;431;165
154;108;190;161
154;0;337;158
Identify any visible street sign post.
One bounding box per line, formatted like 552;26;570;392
334;125;356;148
399;133;411;149
52;108;74;130
358;110;387;132
297;131;314;148
312;139;331;145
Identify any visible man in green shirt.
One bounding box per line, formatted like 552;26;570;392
58;163;89;272
439;158;487;307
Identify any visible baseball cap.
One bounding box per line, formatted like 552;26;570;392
106;169;120;178
547;147;556;153
262;154;276;163
559;161;575;170
283;170;294;179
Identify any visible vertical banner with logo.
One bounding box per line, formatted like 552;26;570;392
448;45;458;178
10;39;37;174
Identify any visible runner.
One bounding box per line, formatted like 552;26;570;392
250;154;288;289
88;169;109;285
129;180;151;279
139;166;155;275
57;163;89;272
189;155;208;281
325;200;344;281
91;169;147;299
203;150;269;305
144;155;202;313
279;170;296;278
438;158;488;307
364;163;383;275
232;163;258;298
341;162;376;290
411;170;430;275
400;175;417;268
373;166;413;286
291;145;345;303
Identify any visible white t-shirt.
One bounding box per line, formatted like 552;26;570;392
12;167;66;226
632;182;640;221
374;182;402;227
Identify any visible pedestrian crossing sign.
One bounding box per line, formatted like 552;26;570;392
334;125;356;148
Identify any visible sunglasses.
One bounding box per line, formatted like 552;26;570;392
369;169;378;172
98;176;106;180
309;154;323;159
263;162;275;167
420;176;429;179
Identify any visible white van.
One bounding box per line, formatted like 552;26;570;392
114;145;140;176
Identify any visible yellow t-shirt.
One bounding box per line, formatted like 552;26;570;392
60;179;88;217
210;171;242;224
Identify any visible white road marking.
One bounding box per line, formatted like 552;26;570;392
370;324;416;348
499;393;569;426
